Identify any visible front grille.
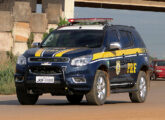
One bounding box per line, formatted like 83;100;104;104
29;66;62;75
29;57;69;63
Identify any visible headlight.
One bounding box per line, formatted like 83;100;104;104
156;70;162;73
17;55;26;65
71;55;93;67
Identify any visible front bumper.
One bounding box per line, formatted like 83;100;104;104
15;63;95;95
156;72;165;78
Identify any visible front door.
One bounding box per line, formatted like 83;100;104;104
106;29;126;84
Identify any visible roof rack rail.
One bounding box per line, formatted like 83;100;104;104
111;25;135;29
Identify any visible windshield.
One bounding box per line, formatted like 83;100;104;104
156;61;165;66
41;30;104;48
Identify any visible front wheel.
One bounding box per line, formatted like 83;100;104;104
86;70;108;105
151;73;157;80
16;87;39;105
129;71;148;103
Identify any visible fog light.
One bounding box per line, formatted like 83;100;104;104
156;70;162;73
15;77;24;83
72;77;86;83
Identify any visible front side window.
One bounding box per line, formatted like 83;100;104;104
41;30;104;48
109;30;119;43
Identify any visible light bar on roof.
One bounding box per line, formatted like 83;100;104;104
68;18;113;23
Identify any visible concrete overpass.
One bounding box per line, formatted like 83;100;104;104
74;0;165;12
1;0;165;13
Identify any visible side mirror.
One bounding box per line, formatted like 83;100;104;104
32;42;41;48
109;42;121;50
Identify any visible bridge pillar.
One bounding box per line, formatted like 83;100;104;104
64;0;74;19
45;3;63;24
43;0;74;21
0;0;36;12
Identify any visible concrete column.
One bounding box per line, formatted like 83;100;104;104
12;22;30;55
0;11;13;32
30;13;48;33
15;0;37;12
42;0;75;18
42;0;64;12
0;0;36;12
64;0;74;19
0;32;13;52
46;3;63;24
12;1;32;22
0;0;14;11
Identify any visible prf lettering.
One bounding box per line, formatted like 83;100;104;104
127;63;137;73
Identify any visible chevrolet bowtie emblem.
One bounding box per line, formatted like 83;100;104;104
41;62;52;66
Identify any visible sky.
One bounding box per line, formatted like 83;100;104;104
75;7;165;59
37;5;165;59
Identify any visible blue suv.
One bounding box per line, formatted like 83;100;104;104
15;18;150;105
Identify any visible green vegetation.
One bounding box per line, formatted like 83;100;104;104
58;17;69;27
0;51;17;95
27;32;34;49
42;28;55;40
42;17;69;40
42;32;49;40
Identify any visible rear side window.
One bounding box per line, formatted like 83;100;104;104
119;31;134;48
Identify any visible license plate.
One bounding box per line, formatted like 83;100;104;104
36;76;54;83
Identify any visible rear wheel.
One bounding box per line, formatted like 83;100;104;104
16;87;39;105
129;71;148;103
86;70;108;105
66;94;83;104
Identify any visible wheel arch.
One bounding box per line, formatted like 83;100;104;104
97;64;110;97
98;64;108;73
140;64;150;89
140;64;149;72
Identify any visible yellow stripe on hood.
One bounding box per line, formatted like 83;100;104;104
35;49;44;57
55;48;77;57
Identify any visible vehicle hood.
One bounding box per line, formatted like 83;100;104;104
24;47;95;59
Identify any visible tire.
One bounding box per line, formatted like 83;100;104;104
16;87;39;105
153;74;157;80
66;94;83;104
86;70;108;105
129;71;148;103
150;73;156;81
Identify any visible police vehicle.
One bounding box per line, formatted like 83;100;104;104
15;18;150;105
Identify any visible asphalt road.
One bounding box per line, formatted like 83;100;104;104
0;80;165;120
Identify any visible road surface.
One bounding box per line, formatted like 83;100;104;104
0;80;165;120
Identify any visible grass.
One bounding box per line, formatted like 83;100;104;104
0;58;16;95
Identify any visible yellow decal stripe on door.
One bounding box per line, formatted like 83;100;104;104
92;48;146;61
92;52;115;60
55;49;77;57
35;49;44;57
115;48;145;56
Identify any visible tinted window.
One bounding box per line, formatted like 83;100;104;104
119;31;133;48
156;61;165;66
134;31;146;48
109;30;119;43
41;30;104;48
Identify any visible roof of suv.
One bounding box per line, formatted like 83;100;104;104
58;25;104;30
58;24;135;31
58;18;135;31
